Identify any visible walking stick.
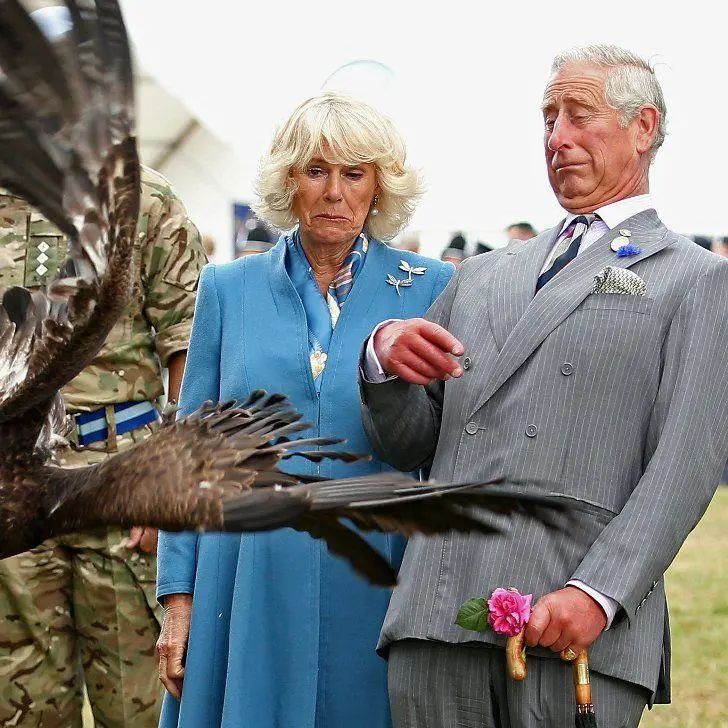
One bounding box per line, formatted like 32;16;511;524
507;643;599;726
563;649;598;728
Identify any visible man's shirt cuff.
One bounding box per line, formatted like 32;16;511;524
362;319;401;383
567;579;619;629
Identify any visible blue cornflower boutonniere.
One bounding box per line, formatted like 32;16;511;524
386;260;427;296
610;229;642;258
616;243;642;258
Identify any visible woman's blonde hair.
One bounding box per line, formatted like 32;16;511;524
253;92;424;241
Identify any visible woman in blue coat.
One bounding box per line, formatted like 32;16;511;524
156;92;454;728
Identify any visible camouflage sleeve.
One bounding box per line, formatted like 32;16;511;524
138;168;207;366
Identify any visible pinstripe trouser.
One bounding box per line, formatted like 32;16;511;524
388;639;649;728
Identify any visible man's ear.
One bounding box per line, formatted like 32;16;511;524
635;105;660;155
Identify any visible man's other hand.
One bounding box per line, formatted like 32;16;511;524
373;319;465;385
524;586;607;656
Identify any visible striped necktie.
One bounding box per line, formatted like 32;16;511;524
536;214;595;293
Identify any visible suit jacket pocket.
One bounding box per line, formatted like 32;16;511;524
579;294;653;314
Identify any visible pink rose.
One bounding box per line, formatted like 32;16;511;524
487;587;532;637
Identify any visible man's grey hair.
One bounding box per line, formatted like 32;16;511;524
551;45;667;158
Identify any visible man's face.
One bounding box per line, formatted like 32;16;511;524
542;63;647;213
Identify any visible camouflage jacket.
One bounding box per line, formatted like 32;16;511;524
0;167;206;412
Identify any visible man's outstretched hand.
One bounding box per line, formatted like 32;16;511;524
373;319;465;385
524;586;607;657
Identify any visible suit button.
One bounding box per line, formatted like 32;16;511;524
463;356;472;370
465;422;478;435
561;362;574;376
525;424;538;438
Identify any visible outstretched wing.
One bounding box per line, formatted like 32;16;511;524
39;393;336;538
0;0;139;424
36;392;571;587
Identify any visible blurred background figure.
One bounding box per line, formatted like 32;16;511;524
441;232;467;266
691;235;713;250
397;230;421;253
235;223;275;257
711;236;728;258
505;220;537;241
474;241;495;256
202;234;216;259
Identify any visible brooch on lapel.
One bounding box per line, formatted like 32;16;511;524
386;260;427;296
610;229;642;257
310;349;327;379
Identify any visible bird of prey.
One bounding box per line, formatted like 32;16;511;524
0;0;569;587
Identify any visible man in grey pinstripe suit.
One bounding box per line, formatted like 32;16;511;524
360;45;728;727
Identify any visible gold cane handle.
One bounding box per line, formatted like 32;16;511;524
506;631;527;681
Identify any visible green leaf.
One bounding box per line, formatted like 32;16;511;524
455;597;490;632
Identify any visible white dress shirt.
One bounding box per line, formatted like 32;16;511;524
362;194;657;628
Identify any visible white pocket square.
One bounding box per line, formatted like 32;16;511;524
593;266;646;296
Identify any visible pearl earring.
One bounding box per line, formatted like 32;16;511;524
371;194;379;216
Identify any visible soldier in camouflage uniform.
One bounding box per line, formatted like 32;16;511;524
0;167;207;727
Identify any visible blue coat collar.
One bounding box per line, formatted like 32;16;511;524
267;234;391;312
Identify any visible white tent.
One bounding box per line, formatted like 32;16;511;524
123;0;727;259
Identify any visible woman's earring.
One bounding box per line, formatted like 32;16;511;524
371;195;379;216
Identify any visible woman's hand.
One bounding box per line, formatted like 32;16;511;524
373;318;465;385
157;593;193;699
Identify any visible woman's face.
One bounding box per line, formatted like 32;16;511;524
292;158;379;248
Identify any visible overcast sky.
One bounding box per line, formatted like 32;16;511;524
122;1;726;243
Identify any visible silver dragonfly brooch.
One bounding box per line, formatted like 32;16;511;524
386;260;427;296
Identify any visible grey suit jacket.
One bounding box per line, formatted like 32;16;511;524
360;210;728;702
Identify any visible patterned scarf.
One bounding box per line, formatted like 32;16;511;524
286;230;369;387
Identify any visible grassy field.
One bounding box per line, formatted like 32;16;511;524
82;489;728;727
642;486;728;727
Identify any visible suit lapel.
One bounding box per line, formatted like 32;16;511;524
470;209;670;417
487;226;562;351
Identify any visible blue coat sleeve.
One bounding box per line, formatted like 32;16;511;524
157;264;222;601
